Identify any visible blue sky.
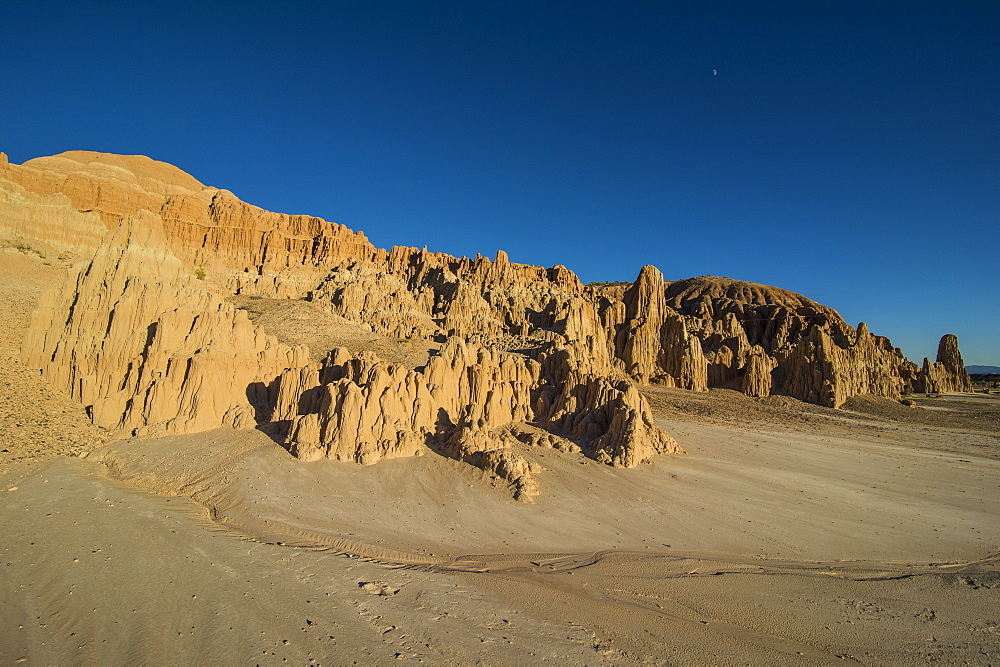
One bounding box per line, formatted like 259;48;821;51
2;1;996;365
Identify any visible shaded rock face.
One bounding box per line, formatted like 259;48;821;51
3;151;974;496
635;276;964;408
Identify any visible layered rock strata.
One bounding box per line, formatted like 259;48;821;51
1;150;382;296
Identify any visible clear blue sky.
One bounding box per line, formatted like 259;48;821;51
2;1;996;365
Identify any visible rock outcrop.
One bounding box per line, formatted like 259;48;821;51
1;150;383;296
7;151;679;501
605;265;708;390
3;150;976;499
639;276;940;407
917;334;974;393
21;211;309;436
1;154;108;255
775;322;917;407
268;337;679;498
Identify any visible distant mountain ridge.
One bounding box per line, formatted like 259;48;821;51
967;365;1000;374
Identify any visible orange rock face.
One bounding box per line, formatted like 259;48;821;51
5;152;678;500
20;212;309;437
2;150;973;497
917;334;974;394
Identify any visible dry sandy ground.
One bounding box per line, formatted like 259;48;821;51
2;249;999;664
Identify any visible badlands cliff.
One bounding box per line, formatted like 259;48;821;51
0;150;973;498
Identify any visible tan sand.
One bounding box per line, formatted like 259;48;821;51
86;419;1000;563
2;248;999;664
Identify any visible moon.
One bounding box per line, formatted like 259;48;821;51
713;69;718;76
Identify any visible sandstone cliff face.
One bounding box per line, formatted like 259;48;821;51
5;150;975;499
773;322;917;407
310;246;583;344
586;271;926;407
161;188;382;298
21;211;309;436
4;151;206;238
1;154;109;254
7;151;679;501
1;150;383;298
663;276;853;352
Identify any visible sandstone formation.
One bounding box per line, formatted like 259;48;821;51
602;265;708;390
646;276;929;407
917;334;974;394
268;336;678;499
1;150;383;296
21;211;309;437
5;151;678;501
2;150;975;498
0;153;108;255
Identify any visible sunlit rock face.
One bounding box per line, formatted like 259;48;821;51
916;334;974;394
3;151;971;497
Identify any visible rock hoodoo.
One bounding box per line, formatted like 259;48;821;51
917;334;974;394
1;151;974;498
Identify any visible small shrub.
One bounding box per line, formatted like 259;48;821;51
194;266;206;280
2;234;45;258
